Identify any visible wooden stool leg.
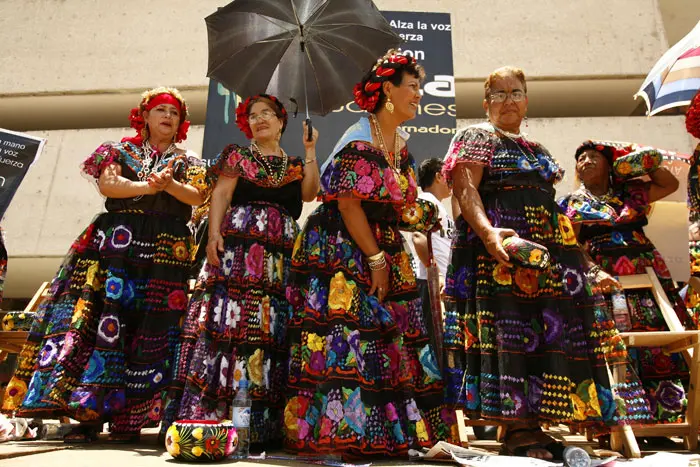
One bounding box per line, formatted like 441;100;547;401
610;427;624;452
684;338;700;450
455;409;470;447
586;428;594;442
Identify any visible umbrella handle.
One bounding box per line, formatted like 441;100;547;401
305;118;313;142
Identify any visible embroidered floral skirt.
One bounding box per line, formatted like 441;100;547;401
283;203;457;459
2;211;193;435
443;186;652;427
686;240;700;328
592;239;690;424
165;202;298;446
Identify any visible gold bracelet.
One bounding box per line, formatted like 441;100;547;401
305;158;317;164
366;251;384;262
368;256;387;271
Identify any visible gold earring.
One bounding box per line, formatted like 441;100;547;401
140;126;149;141
385;98;394;114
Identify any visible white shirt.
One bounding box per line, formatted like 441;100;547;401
412;191;455;280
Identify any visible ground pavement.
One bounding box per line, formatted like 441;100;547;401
0;426;697;466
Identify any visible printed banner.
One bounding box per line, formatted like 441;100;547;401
0;129;45;220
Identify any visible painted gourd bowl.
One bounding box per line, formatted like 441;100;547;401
502;237;550;270
613;148;662;179
165;420;238;462
1;312;36;331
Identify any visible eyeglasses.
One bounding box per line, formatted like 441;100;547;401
488;90;526;103
248;109;277;124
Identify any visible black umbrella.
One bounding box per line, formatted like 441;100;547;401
205;0;402;138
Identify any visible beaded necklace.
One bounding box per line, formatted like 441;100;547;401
249;141;289;186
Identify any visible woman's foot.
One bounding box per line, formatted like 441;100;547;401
63;424;100;444
500;427;565;460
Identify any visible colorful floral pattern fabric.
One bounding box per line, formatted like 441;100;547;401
442;126;652;428
687;241;700;329
165;145;304;446
284;141;455;459
82;142;211;201
2;142;206;436
442;123;564;185
561;182;692;424
686;144;700;325
687;144;700;224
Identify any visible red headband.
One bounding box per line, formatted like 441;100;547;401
145;93;182;112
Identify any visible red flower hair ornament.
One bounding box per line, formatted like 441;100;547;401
353;50;417;112
686;90;700;140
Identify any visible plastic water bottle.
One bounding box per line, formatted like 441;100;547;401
563;446;591;467
40;423;76;440
611;288;632;331
230;379;251;459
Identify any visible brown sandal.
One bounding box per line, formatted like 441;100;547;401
63;424;99;444
106;433;140;444
500;427;565;460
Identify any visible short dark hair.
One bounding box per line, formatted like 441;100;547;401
418;158;444;190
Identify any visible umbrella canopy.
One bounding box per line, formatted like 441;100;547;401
205;0;402;116
635;20;700;116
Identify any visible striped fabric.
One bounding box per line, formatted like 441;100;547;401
635;21;700;116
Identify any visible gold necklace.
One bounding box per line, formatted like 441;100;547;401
369;114;408;192
369;114;401;170
250;141;289;187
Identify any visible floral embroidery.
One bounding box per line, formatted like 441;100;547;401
557;214;577;245
328;272;356;311
514;268;539;295
493;264;512;285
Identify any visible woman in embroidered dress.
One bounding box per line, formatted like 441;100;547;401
560;140;690;442
442;66;652;460
165;94;320;449
283;49;456;460
685;91;700;325
2;87;209;443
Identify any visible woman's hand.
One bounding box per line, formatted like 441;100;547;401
369;262;390;302
206;232;225;267
147;160;174;192
482;227;517;267
690;221;700;241
302;121;319;150
597;270;621;294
